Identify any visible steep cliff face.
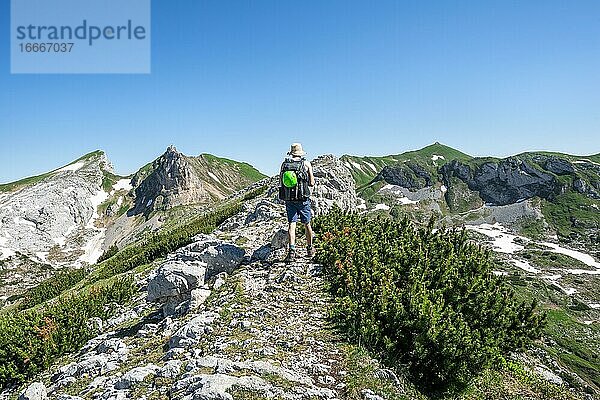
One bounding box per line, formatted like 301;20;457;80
131;146;210;215
130;146;266;216
374;162;433;190
440;158;564;206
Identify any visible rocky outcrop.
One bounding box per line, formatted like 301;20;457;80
310;154;359;215
541;157;575;175
441;158;564;206
374;162;433;190
147;234;245;316
130;146;266;216
131;146;210;215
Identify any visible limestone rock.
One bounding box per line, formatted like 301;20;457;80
310;154;359;215
19;382;47;400
114;364;160;389
173;235;245;279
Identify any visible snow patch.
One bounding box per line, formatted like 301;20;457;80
349;161;364;172
0;247;16;260
465;223;526;254
112;178;133;192
56;161;85;173
492;271;508;276
357;203;367;210
511;259;540;274
540;242;600;269
364;161;377;172
398;197;417;205
35;251;48;263
440;185;447;193
566;269;600;275
77;188;109;265
53;236;66;247
207;171;222;184
431;154;445;161
79;229;106;265
542;274;561;280
374;203;390;211
86;189;109;229
14;216;36;228
574;159;600;166
589;304;600;309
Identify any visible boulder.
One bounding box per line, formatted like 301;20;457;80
147;261;206;302
245;200;282;224
19;382;47;400
189;288;211;310
270;229;288;250
158;360;183;379
174;235;245;279
114;364;160;390
147;260;206;316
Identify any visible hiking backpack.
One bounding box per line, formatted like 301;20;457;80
278;157;310;201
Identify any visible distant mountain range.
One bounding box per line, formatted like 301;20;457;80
342;143;600;250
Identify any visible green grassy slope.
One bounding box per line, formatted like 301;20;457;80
341;142;472;189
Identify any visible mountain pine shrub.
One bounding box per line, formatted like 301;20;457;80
18;268;87;310
0;276;135;389
313;206;545;393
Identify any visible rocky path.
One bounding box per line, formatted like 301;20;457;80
12;227;404;400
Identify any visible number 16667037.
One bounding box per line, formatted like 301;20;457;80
19;43;74;52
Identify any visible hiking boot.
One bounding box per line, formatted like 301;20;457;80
284;249;296;264
306;246;316;258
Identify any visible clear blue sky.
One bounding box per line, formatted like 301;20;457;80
1;0;599;182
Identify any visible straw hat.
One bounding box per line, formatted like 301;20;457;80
288;143;306;157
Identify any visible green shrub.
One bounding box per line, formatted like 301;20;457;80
18;268;87;310
313;207;545;394
97;244;119;263
0;277;135;388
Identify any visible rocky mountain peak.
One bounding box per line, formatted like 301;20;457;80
131;147;208;215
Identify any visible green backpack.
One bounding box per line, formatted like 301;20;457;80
279;158;310;201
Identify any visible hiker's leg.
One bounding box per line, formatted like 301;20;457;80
288;222;297;247
304;223;314;247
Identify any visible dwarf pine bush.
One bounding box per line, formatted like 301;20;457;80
313;207;545;393
0;276;135;388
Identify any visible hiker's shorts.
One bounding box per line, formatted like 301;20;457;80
285;199;312;224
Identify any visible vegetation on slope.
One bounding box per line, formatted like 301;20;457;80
314;207;546;394
0;276;136;388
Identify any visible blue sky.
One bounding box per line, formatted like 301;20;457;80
1;0;599;182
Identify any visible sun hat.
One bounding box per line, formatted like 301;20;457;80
288;143;306;157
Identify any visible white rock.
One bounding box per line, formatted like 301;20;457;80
147;261;206;302
159;360;183;378
19;382;47;400
114;364;160;389
189;288;211;310
169;311;219;348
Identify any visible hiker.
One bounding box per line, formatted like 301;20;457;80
279;143;316;263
